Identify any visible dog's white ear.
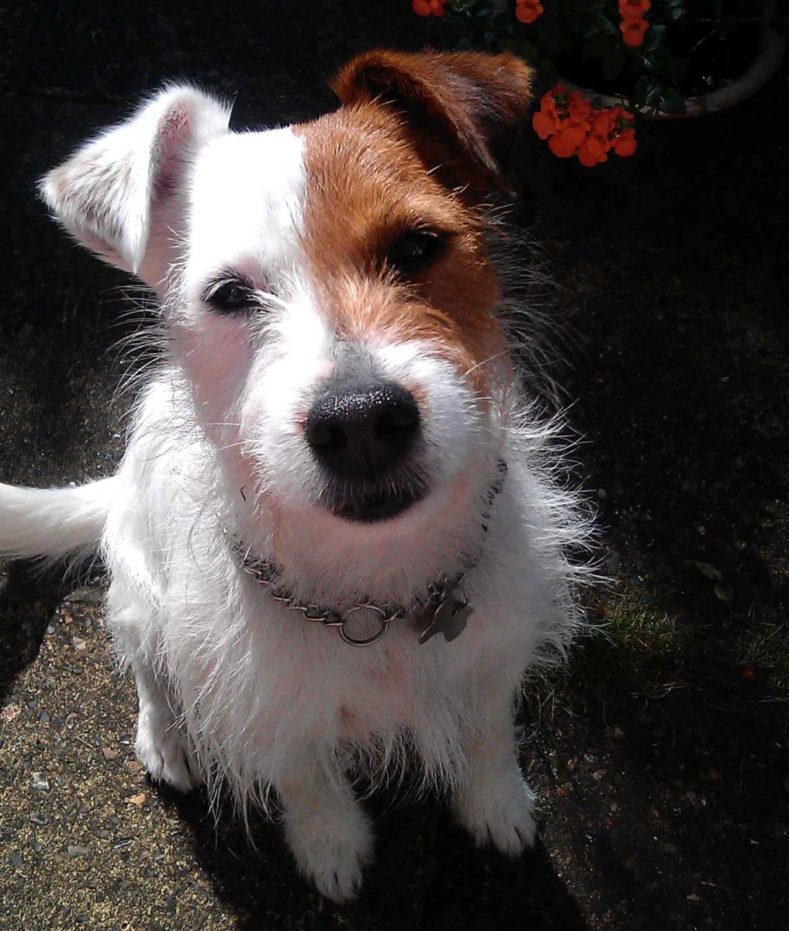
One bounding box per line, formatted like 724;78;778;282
40;85;230;287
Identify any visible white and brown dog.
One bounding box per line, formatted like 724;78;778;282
0;51;590;900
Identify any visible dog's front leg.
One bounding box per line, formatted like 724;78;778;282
107;579;201;793
132;661;201;793
452;691;537;856
278;755;373;902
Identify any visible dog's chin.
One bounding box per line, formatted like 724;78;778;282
322;483;427;524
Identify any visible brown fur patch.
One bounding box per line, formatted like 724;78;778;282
331;49;533;196
295;102;508;395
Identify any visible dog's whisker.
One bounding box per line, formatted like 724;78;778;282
462;349;510;379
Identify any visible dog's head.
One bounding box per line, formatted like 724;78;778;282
41;51;532;601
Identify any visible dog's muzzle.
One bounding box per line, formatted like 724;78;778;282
305;378;426;522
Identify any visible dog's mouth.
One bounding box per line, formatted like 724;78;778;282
322;476;428;524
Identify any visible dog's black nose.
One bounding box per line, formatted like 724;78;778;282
305;381;420;480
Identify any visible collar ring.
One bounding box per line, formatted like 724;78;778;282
337;604;395;647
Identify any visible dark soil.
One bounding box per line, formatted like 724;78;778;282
1;3;787;930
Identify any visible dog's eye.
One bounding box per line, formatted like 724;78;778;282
386;229;447;277
204;278;258;315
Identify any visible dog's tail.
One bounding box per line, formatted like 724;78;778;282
0;477;116;560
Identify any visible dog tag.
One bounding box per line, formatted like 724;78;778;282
419;593;473;644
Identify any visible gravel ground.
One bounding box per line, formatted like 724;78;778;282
1;3;787;929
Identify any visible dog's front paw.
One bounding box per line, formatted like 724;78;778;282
453;766;537;856
135;704;200;793
283;796;373;902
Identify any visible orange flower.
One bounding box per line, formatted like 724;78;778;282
611;128;637;157
548;130;580;159
539;88;564;118
611;106;635;130
619;0;651;19
590;108;616;138
516;0;544;24
533;86;638;167
535;87;586;158
610;109;638;157
567;91;593;123
620;16;649;47
548;120;588;158
578;133;609;167
412;0;447;16
532;109;559;140
576;111;613;167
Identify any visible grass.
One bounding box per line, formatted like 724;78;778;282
526;569;789;721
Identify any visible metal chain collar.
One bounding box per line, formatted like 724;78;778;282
232;459;507;647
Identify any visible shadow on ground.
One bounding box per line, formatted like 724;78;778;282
514;78;789;929
160;786;588;930
0;564;69;706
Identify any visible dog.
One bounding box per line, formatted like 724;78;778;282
0;50;590;901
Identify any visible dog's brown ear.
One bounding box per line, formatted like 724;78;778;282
331;50;532;196
40;86;229;291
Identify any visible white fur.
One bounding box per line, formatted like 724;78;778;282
39;85;230;288
0;478;116;559
0;80;591;902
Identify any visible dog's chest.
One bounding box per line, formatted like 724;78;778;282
242;594;480;741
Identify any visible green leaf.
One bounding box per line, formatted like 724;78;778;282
644;83;663;114
714;582;734;603
659;86;687;114
693;561;723;581
643;24;667;53
594;17;617;38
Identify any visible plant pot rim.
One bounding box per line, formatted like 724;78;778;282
560;13;786;120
